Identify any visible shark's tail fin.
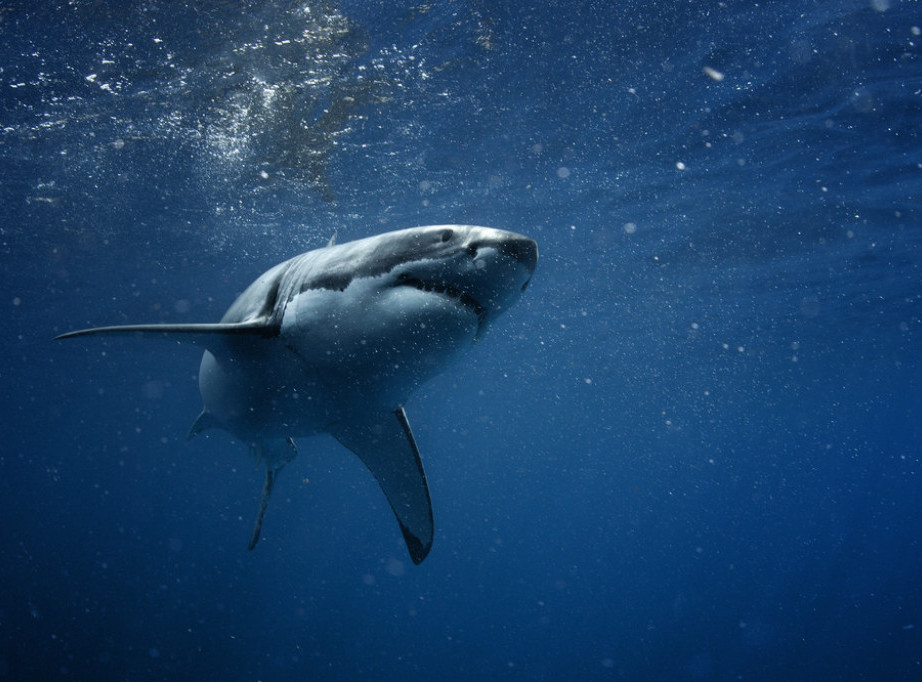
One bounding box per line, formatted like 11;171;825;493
247;438;298;550
249;467;279;551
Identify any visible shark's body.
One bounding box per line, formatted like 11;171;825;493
57;225;537;563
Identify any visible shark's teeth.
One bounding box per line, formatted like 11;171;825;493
397;276;486;319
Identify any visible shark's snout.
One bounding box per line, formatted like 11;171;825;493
467;232;538;274
499;236;538;273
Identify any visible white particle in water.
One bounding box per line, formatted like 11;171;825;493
385;557;405;577
702;66;725;81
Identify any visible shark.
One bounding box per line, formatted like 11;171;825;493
56;225;538;564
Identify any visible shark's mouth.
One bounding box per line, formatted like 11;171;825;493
397;276;486;320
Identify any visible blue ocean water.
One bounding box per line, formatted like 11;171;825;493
2;0;921;679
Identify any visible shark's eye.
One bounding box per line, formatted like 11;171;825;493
440;229;453;243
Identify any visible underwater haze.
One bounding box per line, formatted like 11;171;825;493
2;0;921;679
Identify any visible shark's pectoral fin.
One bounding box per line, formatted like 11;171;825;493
54;318;279;351
330;406;434;564
247;437;298;550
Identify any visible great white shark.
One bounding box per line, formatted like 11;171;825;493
56;225;538;564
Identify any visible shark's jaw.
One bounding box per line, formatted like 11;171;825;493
394;273;488;326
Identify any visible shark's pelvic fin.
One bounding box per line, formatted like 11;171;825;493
54;319;279;346
187;410;217;439
330;406;434;564
248;437;298;550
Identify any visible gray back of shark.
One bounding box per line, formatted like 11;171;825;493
57;225;538;564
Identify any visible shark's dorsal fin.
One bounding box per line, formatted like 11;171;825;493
54;319;279;348
248;437;298;550
327;231;338;247
330;405;434;564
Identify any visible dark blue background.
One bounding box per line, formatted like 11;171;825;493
2;1;921;679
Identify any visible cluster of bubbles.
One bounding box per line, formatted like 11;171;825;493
5;0;499;251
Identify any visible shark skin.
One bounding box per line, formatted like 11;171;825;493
56;225;538;564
